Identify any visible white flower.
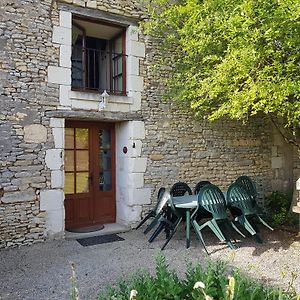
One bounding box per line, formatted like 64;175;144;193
226;276;235;300
205;295;214;300
129;289;138;300
193;281;206;289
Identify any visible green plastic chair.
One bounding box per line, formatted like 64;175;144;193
194;180;211;195
191;184;244;252
236;175;265;216
145;189;184;250
226;183;273;243
136;187;166;230
146;182;192;247
170;181;192;196
143;188;169;235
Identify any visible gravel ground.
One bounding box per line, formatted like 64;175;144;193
0;227;299;300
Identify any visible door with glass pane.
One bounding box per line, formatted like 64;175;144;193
64;121;115;230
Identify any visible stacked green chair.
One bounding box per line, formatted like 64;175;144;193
170;181;192;196
226;183;273;243
160;189;186;250
146;189;185;250
194;181;212;219
148;182;192;247
191;184;244;252
136;187;166;230
194;180;211;195
236;175;264;215
143;187;169;235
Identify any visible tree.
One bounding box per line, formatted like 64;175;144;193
143;0;300;146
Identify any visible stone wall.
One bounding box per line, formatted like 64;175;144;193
0;0;297;248
0;0;61;248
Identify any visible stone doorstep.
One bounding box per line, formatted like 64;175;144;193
64;223;130;240
292;203;300;214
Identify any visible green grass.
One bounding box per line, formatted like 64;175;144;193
97;255;299;300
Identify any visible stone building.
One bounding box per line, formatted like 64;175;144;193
0;0;298;248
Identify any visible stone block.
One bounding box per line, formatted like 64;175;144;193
127;56;139;76
127;75;143;92
150;154;164;161
40;189;64;211
59;85;71;106
50;118;64;128
59;45;71;68
24;124;47;143
127;25;139;41
129;157;147;173
59;10;72;29
116;202;142;224
130;121;145;139
128;188;152;206
52;127;64;149
48;66;71;85
86;0;97;8
73;0;85;7
45;209;65;235
271;146;278;157
129;91;142;111
52;26;71;46
127;41;145;58
45;149;63;170
71;99;98;110
271;157;283;169
1;190;36;204
51;170;64;188
129;173;144;189
296;178;300;190
131;140;142;157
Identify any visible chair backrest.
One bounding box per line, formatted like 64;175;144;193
226;183;255;215
194;180;211;194
155;188;171;214
198;184;227;220
170;182;192;197
157;187;166;203
236;176;257;203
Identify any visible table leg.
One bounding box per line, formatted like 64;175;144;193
186;209;190;248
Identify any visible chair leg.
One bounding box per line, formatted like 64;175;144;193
161;217;182;250
230;221;246;238
236;215;257;236
191;220;209;255
258;216;274;231
136;212;153;230
222;221;237;250
148;222;165;243
144;214;162;234
254;233;263;243
206;219;227;242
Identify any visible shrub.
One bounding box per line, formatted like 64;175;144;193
98;255;298;300
265;191;299;227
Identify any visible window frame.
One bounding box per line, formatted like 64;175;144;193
71;16;127;96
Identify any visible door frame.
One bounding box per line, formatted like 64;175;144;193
64;120;116;230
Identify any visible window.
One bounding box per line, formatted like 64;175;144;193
71;17;126;95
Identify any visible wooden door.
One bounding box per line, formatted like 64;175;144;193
64;121;116;230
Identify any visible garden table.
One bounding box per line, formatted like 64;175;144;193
172;194;198;248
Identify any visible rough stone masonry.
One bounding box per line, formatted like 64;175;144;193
0;0;298;249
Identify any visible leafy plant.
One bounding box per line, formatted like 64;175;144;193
98;255;298;299
142;0;300;147
265;191;298;227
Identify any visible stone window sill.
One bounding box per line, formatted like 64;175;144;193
69;90;133;105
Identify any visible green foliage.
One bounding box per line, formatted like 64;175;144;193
143;0;300;130
98;255;298;299
265;191;298;227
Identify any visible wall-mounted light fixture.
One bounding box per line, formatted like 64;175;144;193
99;90;109;110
